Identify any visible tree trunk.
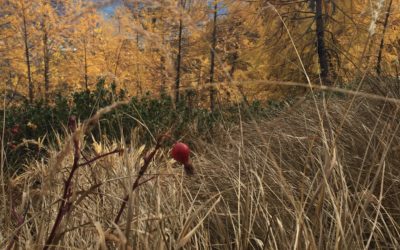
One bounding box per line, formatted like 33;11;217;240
21;0;33;102
315;0;330;84
160;55;166;95
42;7;50;101
376;0;393;76
43;30;50;100
134;0;142;96
159;2;166;96
175;6;183;105
209;1;218;111
135;33;142;96
84;38;88;90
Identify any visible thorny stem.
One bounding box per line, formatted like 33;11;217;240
43;133;166;248
43;145;123;249
43;107;129;249
44;139;80;250
78;148;123;167
113;135;166;225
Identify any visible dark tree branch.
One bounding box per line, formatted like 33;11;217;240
377;0;393;75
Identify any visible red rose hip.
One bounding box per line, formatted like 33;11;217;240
171;142;194;175
171;142;190;164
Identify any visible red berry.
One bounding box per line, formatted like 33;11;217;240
11;124;20;135
171;142;190;164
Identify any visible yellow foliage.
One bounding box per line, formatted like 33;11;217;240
1;0;400;103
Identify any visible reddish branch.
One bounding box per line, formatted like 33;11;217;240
78;148;123;167
113;135;166;225
44;138;81;250
44;144;122;249
376;0;394;75
43;134;165;248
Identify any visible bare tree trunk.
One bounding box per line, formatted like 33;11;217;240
315;0;330;84
135;34;142;96
83;37;88;90
134;0;142;96
159;2;166;96
376;0;393;76
160;55;166;94
209;1;218;111
175;4;183;105
43;30;50;100
42;6;50;101
21;0;33;102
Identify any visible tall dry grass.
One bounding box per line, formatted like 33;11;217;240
1;91;400;249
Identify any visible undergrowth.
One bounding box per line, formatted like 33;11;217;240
1;86;400;248
1;79;284;171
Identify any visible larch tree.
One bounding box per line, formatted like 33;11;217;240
315;0;330;84
2;0;400;103
175;0;186;104
40;0;56;100
68;7;103;91
209;0;218;111
376;0;394;76
19;0;34;102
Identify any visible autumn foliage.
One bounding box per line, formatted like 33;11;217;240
1;0;400;104
2;1;400;249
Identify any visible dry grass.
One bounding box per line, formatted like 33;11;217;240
1;93;400;249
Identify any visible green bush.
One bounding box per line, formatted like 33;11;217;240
1;79;285;170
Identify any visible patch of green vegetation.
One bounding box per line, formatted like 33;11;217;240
1;79;286;170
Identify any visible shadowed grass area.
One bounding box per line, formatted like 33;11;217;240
1;91;400;249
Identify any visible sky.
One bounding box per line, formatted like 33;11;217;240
94;0;121;16
97;0;228;18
